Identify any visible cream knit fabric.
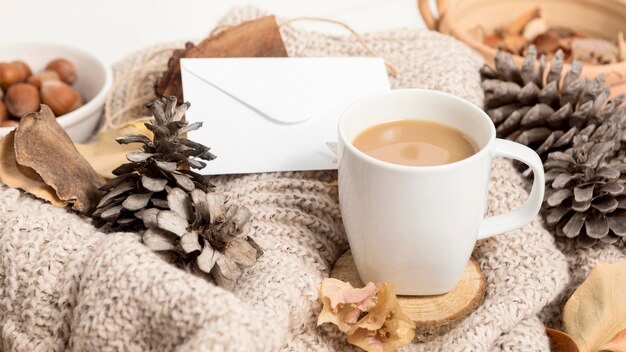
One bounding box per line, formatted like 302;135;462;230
1;7;622;352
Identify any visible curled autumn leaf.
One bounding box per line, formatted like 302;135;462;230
317;278;415;352
317;278;377;332
348;283;415;352
563;259;626;352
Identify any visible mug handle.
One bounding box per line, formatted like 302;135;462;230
478;139;545;240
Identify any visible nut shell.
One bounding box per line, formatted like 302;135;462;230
0;100;8;122
5;83;40;118
45;58;77;85
41;80;83;116
28;70;60;89
12;60;32;81
0;63;22;90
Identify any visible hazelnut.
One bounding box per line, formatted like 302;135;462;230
45;58;77;85
0;63;22;90
41;80;83;116
28;70;60;89
12;60;32;81
5;83;40;118
0;100;8;122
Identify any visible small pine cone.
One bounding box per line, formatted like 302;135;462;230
543;135;626;247
481;45;626;162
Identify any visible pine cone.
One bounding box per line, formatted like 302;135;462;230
92;96;262;289
481;45;626;161
543;135;626;247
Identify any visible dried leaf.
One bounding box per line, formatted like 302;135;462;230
563;259;626;352
546;328;580;352
318;278;378;332
75;122;152;179
155;16;288;100
14;105;104;214
348;283;415;352
0;131;66;207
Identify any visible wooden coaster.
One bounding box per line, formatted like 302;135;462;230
331;250;487;342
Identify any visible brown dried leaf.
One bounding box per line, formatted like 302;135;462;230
155;16;288;100
0;131;66;207
14;105;105;214
563;259;626;352
546;328;580;352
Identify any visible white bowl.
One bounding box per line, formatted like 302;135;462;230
0;42;112;142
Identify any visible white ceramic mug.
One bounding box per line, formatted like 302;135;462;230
337;89;545;295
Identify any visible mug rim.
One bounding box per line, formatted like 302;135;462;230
338;88;496;172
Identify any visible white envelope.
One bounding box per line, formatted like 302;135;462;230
180;57;390;175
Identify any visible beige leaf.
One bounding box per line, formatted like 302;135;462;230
564;259;626;352
0;131;66;207
598;329;626;352
75;122;152;179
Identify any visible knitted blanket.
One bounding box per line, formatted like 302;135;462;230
1;7;624;351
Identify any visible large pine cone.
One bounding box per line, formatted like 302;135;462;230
543;135;626;247
481;46;626;161
92;96;261;289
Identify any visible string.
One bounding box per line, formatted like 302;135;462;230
279;16;398;77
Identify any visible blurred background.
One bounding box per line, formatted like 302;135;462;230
0;0;427;63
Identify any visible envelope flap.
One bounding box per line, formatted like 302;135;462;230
181;58;381;124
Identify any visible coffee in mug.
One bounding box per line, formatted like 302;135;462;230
352;120;477;166
338;89;545;295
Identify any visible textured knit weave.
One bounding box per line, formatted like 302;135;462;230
2;6;620;352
